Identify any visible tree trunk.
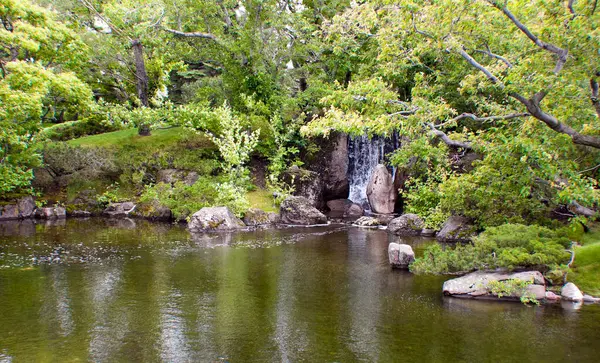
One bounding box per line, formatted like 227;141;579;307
132;39;151;136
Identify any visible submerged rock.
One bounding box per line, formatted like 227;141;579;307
280;196;327;225
388;243;415;268
366;164;396;214
442;271;546;301
561;282;584;302
353;216;383;227
35;206;66;219
188;206;245;232
387;214;424;236
0;196;36;220
436;216;476;242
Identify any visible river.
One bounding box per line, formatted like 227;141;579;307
0;219;598;362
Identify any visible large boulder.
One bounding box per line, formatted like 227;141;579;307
0;196;36;221
366;164;397;214
388;243;415;268
443;271;546;301
353;216;383;227
282;166;324;209
388;214;424;236
561;282;584;302
103;202;136;218
280;196;327;225
188;206;245;232
326;199;364;218
302;132;349;201
34;206;66;219
436;216;477;242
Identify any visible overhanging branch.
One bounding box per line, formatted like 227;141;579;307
427;123;472;150
162;27;218;41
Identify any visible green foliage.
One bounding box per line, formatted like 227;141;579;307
411;224;571;274
38;115;122;142
486;279;539;305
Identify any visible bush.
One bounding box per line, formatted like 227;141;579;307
38;115;122;141
410;224;572;274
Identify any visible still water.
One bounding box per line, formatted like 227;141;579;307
0;218;599;362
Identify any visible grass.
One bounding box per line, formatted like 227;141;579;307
67;127;188;148
568;223;600;296
247;189;278;213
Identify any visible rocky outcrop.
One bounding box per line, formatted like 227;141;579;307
35;206;66;219
283;166;324;209
0;196;36;221
280;196;327;225
366;164;396;214
103;202;136;218
388;243;415;268
302;132;349;201
443;271;546;301
353;216;383;227
436;216;477;242
188;206;245;232
243;208;276;226
326;199;364;218
387;214;424;236
561;282;584;302
157;169;199;186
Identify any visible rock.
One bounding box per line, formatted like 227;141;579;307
157;169;199;186
436;216;477;242
70;210;92;218
34;207;66;219
561;282;584;302
280;196;327;225
442;271;546;301
583;294;600;303
326;199;364;218
366;164;397;214
103;202;136;218
267;212;280;224
0;196;36;220
188;206;246;232
302;132;349;201
282;166;324;209
387;214;424;236
388;243;415;268
421;228;436;237
353;216;383;227
545;291;561;301
243;208;273;226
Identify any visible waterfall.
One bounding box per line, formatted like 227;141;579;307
347;134;399;209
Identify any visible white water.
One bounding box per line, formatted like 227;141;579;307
347;135;387;208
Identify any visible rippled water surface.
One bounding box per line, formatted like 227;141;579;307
0;218;599;362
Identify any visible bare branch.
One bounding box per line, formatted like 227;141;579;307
568;201;597;218
437;112;529;127
162;27;218;41
458;48;504;86
427;123;472;150
474;47;513;68
79;0;127;39
489;1;568;73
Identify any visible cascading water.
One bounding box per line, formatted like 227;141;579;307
347;134;399;210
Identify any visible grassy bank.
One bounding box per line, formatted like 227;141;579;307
569;225;600;296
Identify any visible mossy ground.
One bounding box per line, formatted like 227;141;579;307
569;224;600;296
67;127;193;148
247;189;278;213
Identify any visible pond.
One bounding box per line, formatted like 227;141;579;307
0;219;599;362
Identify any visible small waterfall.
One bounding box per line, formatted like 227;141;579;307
347;134;399;209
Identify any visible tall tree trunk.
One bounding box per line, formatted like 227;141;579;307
132;39;151;136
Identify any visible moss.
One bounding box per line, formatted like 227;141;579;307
568;223;600;296
246;189;278;213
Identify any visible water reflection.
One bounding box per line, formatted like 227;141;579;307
0;219;599;362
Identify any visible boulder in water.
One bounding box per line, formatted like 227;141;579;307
326;199;364;218
35;207;66;219
388;243;415;268
561;282;584;302
366;164;397;214
436;215;476;242
280;196;327;225
353;216;383;227
443;271;546;301
103;202;136;218
189;206;245;232
387;214;424;236
282;166;324;209
0;196;36;220
243;208;275;226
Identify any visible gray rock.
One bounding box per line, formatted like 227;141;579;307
243;208;273;226
157;169;199;186
280;196;327;225
344;203;364;218
583;294;600;303
0;196;36;220
388;243;415;269
436;216;476;242
327;199;363;218
35;207;66;219
70;210;92;218
366;164;396;214
322;132;349;200
103;202;136;218
188;206;246;232
561;282;584;302
353;216;383;227
545;291;561;301
267;212;280;224
421;228;436;237
283;166;324;209
387;214;424;236
443;271;546;301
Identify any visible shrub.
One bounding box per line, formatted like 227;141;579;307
410;224;572;274
38;114;122;141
